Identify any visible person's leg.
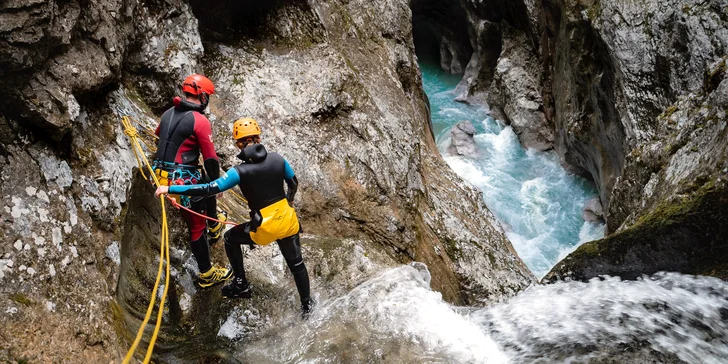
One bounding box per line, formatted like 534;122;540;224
277;234;312;312
222;223;255;298
181;198;211;273
182;197;232;287
206;196;227;244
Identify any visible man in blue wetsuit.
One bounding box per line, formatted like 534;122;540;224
155;118;313;314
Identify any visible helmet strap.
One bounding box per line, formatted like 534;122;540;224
199;92;209;110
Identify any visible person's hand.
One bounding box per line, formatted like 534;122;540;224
155;186;169;198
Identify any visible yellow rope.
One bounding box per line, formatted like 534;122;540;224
228;189;248;204
125;115;246;205
120;116;170;364
120;115;250;362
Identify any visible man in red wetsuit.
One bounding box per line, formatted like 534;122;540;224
153;74;232;287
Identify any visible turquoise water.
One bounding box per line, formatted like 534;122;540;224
420;62;605;278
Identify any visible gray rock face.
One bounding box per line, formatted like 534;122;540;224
1;0;534;361
455;18;503;103
447;121;479;157
545;1;728;282
489;24;552;151
411;0;473;74
582;197;604;222
543;0;728;229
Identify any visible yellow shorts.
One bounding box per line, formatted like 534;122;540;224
250;199;300;245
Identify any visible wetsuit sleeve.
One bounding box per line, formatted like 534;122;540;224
193;113;220;180
284;160;298;203
170;168;240;196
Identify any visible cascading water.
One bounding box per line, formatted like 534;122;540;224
221;264;728;363
420;62;605;278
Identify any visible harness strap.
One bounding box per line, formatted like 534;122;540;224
159;109;193;162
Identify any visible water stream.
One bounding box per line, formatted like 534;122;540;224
420;62;605;278
223;264;728;363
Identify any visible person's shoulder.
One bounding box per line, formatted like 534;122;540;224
190;111;212;128
191;111;210;121
267;151;286;162
161;106;175;118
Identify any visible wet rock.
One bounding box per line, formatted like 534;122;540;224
546;2;728;283
411;0;473;74
447;121;479;157
454;19;502;103
489;24;551;151
582;197;604;222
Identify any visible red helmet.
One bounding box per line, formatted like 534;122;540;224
181;74;215;96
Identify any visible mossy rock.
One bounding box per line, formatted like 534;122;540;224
545;180;728;282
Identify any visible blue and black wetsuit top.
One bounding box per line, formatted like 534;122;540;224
169;144;298;211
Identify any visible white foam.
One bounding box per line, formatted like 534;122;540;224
239;265;508;363
478;273;728;363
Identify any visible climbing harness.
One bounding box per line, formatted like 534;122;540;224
152;162;202;208
119;116;246;363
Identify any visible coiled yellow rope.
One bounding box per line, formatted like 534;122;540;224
119;115;249;362
120;116;171;364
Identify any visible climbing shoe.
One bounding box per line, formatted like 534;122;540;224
222;278;252;299
197;265;233;288
301;297;315;319
207;211;228;246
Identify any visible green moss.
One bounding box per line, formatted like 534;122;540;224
442;237;463;261
660;105;679;120
486;250;496;267
10;293;34;306
585;1;602;22
566;179;725;271
164;42;180;59
706;58;727;93
110;300;131;343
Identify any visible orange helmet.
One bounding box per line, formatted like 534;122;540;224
232;118;261;140
181;74;215;96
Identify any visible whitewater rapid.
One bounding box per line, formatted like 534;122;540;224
222;264;728;363
420;62;604;278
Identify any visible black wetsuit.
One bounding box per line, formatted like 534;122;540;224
154;97;221;273
169;144;310;306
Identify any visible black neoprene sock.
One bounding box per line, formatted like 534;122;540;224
224;235;248;284
190;235;212;273
287;259;311;303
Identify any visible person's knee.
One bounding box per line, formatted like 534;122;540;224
224;229;234;246
286;256;306;273
190;225;205;241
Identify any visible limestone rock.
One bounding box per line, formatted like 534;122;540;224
582;197;604;222
490;24;552;151
447;121;479;157
547;58;728;282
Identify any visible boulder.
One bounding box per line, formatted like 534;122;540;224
447;121;479;157
582;197;604;222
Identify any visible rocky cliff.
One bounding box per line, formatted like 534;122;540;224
544;0;728;281
0;0;534;361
